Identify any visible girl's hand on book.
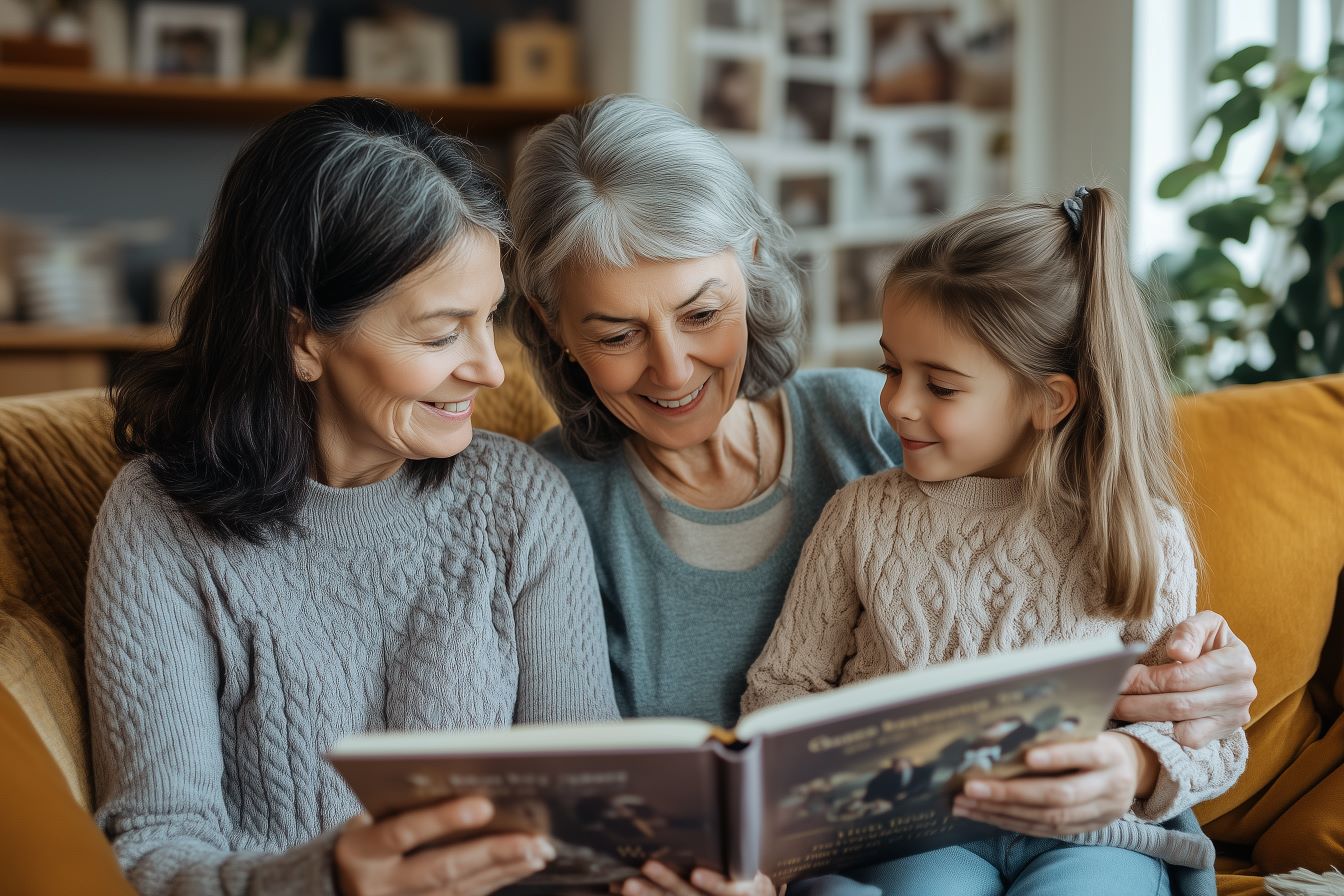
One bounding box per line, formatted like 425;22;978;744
619;861;777;896
949;732;1156;837
333;796;555;896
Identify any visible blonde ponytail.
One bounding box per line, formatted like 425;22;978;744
882;187;1180;620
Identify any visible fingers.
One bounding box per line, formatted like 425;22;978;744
358;797;495;858
687;868;772;895
1172;693;1254;749
403;832;553;891
961;767;1109;809
1163;610;1233;662
1113;676;1257;731
952;801;1098;838
623;863;762;896
427;855;549;896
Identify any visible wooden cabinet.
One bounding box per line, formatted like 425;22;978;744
0;325;172;397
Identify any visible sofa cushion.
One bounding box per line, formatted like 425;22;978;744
1174;375;1344;854
0;390;121;657
0;679;134;894
475;333;559;442
0;604;89;807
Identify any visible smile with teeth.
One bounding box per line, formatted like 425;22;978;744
644;383;705;409
426;400;471;413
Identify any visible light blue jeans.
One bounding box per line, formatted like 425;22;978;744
790;834;1171;896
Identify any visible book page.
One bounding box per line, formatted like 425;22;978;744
745;638;1140;882
329;728;728;890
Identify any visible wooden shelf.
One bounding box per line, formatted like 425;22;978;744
0;66;585;130
0;323;172;352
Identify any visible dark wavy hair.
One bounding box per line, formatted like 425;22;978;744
113;97;509;543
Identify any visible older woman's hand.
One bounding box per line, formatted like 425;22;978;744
334;796;553;896
1112;611;1257;749
620;861;777;896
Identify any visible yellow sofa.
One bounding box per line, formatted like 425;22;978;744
1;343;1341;895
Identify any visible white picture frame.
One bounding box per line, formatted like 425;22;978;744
135;2;245;82
345;17;458;89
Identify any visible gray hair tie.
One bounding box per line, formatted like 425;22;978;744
1061;186;1090;234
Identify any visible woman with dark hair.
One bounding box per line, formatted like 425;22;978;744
86;97;618;896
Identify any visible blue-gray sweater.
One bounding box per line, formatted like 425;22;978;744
86;433;619;896
534;368;902;728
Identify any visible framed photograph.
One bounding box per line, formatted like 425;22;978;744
699;56;764;133
246;10;312;85
135;2;244;82
704;0;763;30
778;174;833;230
866;9;956;105
782;80;835;142
835;242;902;324
783;0;836;58
346;15;458;88
959;18;1014;109
852;125;953;218
494;20;577;93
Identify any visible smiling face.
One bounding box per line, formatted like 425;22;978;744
551;250;751;452
298;229;507;486
879;293;1044;481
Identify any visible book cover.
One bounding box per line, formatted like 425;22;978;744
328;635;1142;890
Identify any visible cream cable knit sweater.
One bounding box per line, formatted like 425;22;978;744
741;470;1247;869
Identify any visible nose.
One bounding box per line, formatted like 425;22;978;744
459;325;506;390
646;327;694;390
885;376;921;422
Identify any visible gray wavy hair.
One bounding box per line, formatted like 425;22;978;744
506;94;803;460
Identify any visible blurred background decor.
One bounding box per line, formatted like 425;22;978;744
0;0;585;396
687;0;1015;365
1;0;1340;400
494;16;577;93
1155;36;1344;391
345;7;456;88
134;2;245;82
245;7;310;84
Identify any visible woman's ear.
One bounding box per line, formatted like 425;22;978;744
289;308;324;383
1033;374;1078;430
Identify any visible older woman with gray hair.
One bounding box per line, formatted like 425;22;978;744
507;95;1256;896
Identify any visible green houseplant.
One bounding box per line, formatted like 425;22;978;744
1155;39;1344;390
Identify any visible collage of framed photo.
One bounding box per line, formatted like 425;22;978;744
691;0;1015;366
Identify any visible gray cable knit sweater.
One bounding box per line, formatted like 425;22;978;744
85;432;620;896
742;470;1248;870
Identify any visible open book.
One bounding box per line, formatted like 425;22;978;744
328;635;1142;891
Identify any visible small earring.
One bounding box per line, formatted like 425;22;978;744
564;348;576;362
297;367;313;382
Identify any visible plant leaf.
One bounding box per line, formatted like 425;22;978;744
1305;155;1344;197
1188;198;1269;243
1269;63;1318;104
1177;246;1248;297
1158;161;1214;199
1212;87;1264;140
1209;45;1271;83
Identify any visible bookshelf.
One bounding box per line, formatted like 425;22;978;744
0;65;586;130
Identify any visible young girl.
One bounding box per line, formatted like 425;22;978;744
741;187;1247;896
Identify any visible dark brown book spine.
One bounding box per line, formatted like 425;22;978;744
718;739;763;881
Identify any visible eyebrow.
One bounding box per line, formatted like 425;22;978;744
581;277;728;324
410;289;507;324
877;339;974;379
